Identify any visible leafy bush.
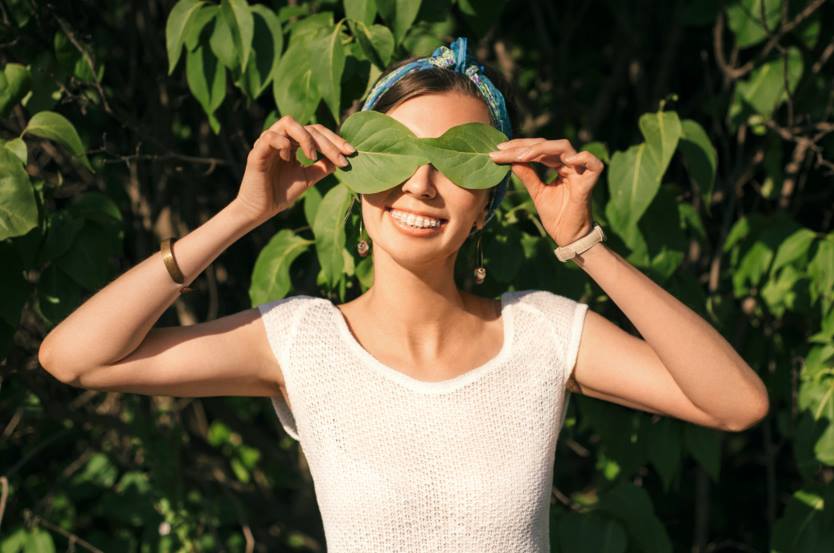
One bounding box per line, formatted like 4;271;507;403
1;0;833;551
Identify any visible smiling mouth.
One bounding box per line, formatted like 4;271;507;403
384;207;449;230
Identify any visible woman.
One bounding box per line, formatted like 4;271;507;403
39;37;769;551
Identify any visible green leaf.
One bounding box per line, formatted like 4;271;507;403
210;8;237;69
606;111;681;234
552;512;628;553
183;4;218;51
596;481;673;553
249;229;313;305
735;47;803;118
221;0;254;71
238;5;283;99
303;185;323;228
0;146;37;241
683;423;722;481
725;0;782;49
24;529;55;553
166;0;205;75
316;21;347;124
332;111;509;193
332;111;430;193
417;122;510;189
23;110;93;171
798;376;834;466
313;184;352;290
66;190;123;224
808;233;834;310
345;0;377;25
3;137;27;164
771;486;834;553
348;19;394;68
640;110;682;178
771;227;817;274
376;0;422;44
55;222;121;291
272;40;320;124
0;63;32;117
186;43;227;133
762;264;803;317
287;11;334;46
36;265;82;327
645;417;682;492
36;210;85;265
678;119;717;216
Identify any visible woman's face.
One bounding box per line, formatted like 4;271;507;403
361;91;493;266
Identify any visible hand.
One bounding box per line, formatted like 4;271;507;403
489;138;604;247
233;115;356;224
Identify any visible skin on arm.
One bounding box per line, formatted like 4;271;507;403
38;116;355;398
490;140;769;433
567;243;769;432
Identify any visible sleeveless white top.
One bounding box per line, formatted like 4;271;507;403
258;289;589;552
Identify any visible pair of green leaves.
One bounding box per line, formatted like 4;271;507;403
299;111;510;194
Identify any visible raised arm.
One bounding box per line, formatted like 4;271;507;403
490;137;769;432
38;116;355;397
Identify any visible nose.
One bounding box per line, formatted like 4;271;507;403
400;164;437;199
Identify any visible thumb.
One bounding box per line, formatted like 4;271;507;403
302;158;337;185
512;163;546;197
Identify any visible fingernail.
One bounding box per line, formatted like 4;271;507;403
346;144;356;153
496;142;509;149
338;155;349;166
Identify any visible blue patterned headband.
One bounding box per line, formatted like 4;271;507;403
361;36;513;235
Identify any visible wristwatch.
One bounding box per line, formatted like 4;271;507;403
554;223;606;262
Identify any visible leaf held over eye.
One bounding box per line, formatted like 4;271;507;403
333;111;429;194
417;122;510;189
331;111;510;193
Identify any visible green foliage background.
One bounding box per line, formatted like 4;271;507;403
2;0;833;551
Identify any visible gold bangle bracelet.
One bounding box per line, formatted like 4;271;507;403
160;237;193;294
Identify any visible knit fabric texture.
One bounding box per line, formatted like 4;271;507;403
257;289;589;552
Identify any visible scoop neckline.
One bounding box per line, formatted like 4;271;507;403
323;291;514;393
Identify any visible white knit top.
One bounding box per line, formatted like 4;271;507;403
258;289;589;552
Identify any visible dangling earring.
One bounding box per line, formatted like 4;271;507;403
473;227;486;285
357;204;370;257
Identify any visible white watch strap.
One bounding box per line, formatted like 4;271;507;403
554;224;605;262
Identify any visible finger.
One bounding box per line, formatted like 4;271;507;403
562;151;604;174
511;163;547;198
494;138;546;150
302;156;338;186
261;130;294;161
307;126;350;168
310;124;357;155
249;131;292;168
516;139;577;163
270;116;318;160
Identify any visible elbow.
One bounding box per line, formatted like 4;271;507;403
38;339;79;386
724;393;770;432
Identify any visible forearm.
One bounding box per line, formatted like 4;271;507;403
39;200;263;381
571;243;769;425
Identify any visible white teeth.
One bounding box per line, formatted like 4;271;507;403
390;209;442;229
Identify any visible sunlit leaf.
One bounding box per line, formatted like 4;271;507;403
166;0;205;74
23;110;93;171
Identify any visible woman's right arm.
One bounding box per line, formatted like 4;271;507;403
38;116;355;397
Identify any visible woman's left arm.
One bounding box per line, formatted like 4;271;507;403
489;138;770;432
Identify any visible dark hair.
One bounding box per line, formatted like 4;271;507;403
369;55;521;137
